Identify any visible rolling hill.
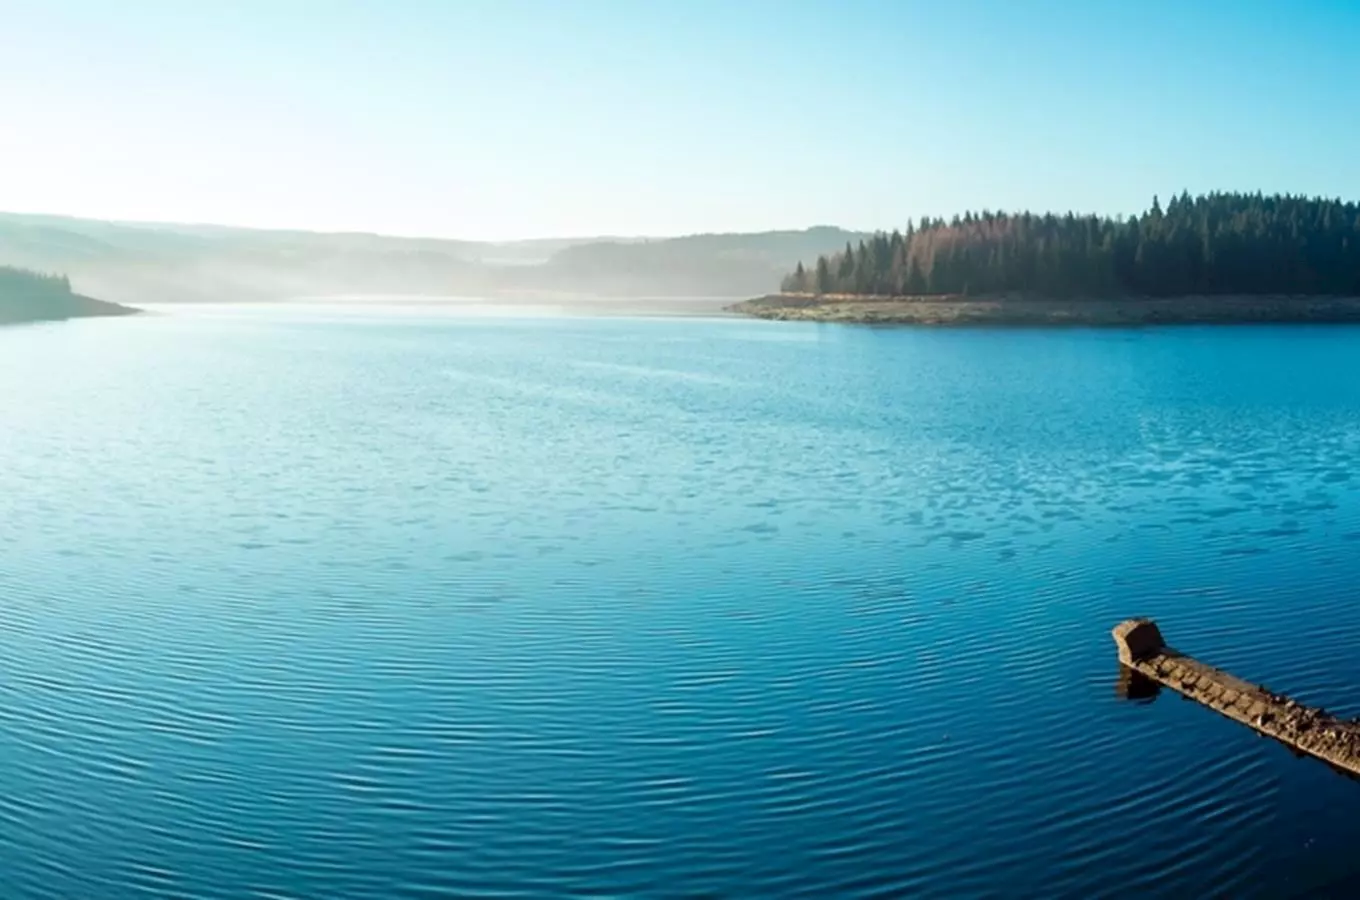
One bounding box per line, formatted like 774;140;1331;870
0;212;864;304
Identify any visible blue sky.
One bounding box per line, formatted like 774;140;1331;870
1;0;1357;239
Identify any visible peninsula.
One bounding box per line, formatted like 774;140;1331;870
732;192;1360;325
0;266;139;325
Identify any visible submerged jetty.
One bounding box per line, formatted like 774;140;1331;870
1113;618;1360;775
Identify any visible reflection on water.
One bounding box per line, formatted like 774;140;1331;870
4;310;1360;897
1115;666;1162;703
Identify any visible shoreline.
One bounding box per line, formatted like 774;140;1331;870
127;295;740;319
0;293;142;326
729;293;1360;326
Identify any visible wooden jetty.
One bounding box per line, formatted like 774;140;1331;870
1113;618;1360;775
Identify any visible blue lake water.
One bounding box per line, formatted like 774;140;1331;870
5;305;1360;897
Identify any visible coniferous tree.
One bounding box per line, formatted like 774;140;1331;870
815;256;832;294
0;265;89;324
780;192;1360;299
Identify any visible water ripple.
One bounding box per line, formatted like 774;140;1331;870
4;313;1360;896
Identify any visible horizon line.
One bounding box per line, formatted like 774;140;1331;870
0;206;866;246
3;188;1353;246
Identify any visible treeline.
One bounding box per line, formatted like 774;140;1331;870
781;192;1360;297
0;265;133;324
0;266;72;297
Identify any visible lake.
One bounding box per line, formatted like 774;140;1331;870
4;305;1360;897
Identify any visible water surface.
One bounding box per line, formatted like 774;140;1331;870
4;306;1360;897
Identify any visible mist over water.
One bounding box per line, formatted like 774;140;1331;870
5;307;1360;897
0;212;861;306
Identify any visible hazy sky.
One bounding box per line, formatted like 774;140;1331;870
2;0;1357;239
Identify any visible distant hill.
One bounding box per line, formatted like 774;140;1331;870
0;212;865;304
0;265;138;325
537;227;862;297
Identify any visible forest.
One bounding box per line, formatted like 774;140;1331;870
780;193;1360;298
0;266;74;303
0;266;72;292
0;265;133;324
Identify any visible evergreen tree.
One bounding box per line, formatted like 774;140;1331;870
815;256;833;294
781;192;1360;300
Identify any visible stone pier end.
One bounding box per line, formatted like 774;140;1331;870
1112;618;1360;778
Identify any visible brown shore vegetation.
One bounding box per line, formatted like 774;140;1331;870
730;293;1360;326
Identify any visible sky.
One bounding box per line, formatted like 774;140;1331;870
1;0;1358;240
